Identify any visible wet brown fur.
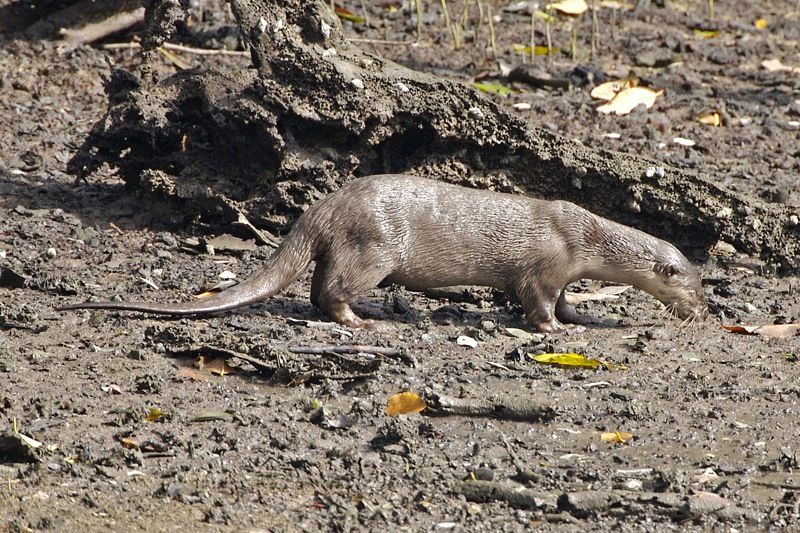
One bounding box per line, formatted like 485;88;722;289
58;175;708;332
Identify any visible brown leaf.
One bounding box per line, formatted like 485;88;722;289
722;323;800;339
202;357;236;376
386;392;427;416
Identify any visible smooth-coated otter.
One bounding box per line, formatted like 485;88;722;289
58;175;707;332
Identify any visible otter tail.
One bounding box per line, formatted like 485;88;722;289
56;232;315;316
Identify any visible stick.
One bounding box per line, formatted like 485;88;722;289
59;7;145;44
425;392;556;422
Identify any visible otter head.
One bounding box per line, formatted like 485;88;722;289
643;248;707;323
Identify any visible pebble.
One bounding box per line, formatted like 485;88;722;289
45;247;56;258
456;335;478;348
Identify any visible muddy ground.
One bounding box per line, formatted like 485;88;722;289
2;1;800;531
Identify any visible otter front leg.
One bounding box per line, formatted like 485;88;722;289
515;282;565;333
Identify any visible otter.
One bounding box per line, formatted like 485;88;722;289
57;175;707;332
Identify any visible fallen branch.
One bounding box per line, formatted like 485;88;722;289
287;344;400;357
425;392;556;422
461;482;763;522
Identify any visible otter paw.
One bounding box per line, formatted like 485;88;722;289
535;318;566;333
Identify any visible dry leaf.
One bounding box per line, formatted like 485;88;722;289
547;0;588;16
590;79;636;101
17;433;43;449
597;87;662;115
202;357;236;376
600;431;633;443
696;110;721;126
673;137;696;147
532;352;601;369
761;58;800;74
335;7;365;23
565;285;631;304
120;437;140;449
145;407;166;422
754;18;767;30
722;323;800;339
176;366;211;381
386;392;427;416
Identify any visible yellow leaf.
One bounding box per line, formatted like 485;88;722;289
145;407;165;422
696;111;721;126
533;10;558;23
596;86;662;115
601;431;633;443
511;44;558;56
386;392;427;416
473;82;516;96
693;29;720;39
754;18;767;30
590;79;637;101
531;352;601;369
546;0;588;16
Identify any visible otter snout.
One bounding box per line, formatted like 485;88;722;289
669;289;708;323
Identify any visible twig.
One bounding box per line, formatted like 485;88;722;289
288;344;400;357
487;5;497;60
753;481;800;491
103;41;250;57
414;0;423;42
345;38;417;45
529;6;536;62
590;0;597;59
171;345;273;372
440;0;461;49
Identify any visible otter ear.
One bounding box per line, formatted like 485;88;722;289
653;263;678;277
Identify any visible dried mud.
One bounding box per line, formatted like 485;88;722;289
2;1;800;531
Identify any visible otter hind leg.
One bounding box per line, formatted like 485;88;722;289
554;289;599;326
315;253;395;328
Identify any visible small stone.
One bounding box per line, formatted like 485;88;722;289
320;20;331;39
45;247;56;258
715;207;733;220
351;78;364;89
744;302;758;314
788;214;799;226
479;320;496;333
623;479;643;491
321;47;336;58
456;335;478;348
645;167;657;178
